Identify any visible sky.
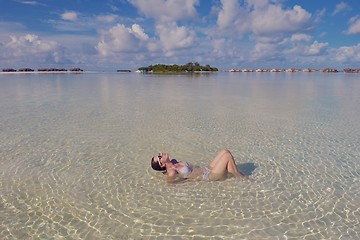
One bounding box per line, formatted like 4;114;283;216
0;0;359;71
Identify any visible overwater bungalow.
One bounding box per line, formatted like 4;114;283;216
70;68;84;72
38;68;67;72
2;68;17;72
270;68;284;72
343;68;360;73
322;68;338;73
286;68;300;72
255;69;269;72
18;68;34;72
302;68;316;72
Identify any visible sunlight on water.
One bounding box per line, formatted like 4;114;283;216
0;72;359;239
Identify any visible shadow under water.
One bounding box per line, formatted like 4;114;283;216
237;162;257;176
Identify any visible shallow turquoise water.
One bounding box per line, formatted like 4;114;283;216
0;72;359;239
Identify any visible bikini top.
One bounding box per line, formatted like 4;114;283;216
175;162;192;178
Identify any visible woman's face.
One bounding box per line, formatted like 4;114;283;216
154;152;168;167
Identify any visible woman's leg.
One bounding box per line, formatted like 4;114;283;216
209;149;245;178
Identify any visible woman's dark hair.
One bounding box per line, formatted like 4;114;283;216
151;157;166;173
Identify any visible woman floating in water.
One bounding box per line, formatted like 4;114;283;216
151;148;248;183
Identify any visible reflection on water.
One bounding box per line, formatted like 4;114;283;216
0;72;359;239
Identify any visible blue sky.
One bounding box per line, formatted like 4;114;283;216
0;0;359;71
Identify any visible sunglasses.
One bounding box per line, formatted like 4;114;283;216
157;153;162;166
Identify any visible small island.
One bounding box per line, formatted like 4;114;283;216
138;62;218;73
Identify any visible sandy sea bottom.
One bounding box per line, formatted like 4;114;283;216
0;72;359;239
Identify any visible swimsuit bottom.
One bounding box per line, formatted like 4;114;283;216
202;167;211;180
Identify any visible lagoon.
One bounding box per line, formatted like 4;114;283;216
0;72;359;239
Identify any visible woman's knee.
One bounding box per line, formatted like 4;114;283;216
223;149;234;159
219;148;230;155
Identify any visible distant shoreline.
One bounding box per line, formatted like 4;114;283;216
0;71;86;75
228;68;360;73
2;68;360;74
1;70;360;74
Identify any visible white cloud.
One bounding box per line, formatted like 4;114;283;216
5;34;58;57
217;0;240;29
305;41;328;55
0;21;26;32
61;11;78;21
247;0;269;9
251;5;312;36
251;42;280;61
346;16;360;34
96;14;118;23
291;33;312;42
216;0;249;35
131;24;149;41
249;36;329;66
210;38;246;63
96;24;150;56
332;1;351;16
336;44;360;62
0;34;68;66
211;38;226;57
156;22;195;52
15;1;40;5
50;13;120;32
216;1;312;39
129;0;199;22
213;0;321;68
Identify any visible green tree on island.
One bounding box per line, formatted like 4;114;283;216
138;62;218;72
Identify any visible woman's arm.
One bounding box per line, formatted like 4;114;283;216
166;167;187;184
166;168;177;183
